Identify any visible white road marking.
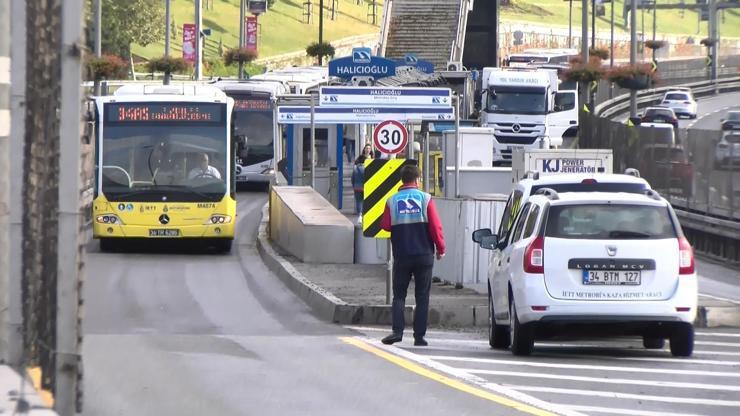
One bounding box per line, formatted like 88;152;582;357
428;355;740;378
504;385;740;407
695;331;740;337
344;325;482;337
563;405;705;416
698;293;740;305
467;369;740;392
695;340;740;347
360;337;589;416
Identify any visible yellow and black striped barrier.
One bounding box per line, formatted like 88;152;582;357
362;159;416;238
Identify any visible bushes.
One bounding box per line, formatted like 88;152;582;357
644;40;667;50
223;47;258;66
146;56;190;74
700;38;717;47
607;63;656;90
306;41;336;65
86;54;128;81
589;47;609;60
562;56;604;84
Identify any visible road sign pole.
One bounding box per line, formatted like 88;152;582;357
310;93;316;189
239;0;245;79
386;242;392;305
423;131;430;193
195;0;202;80
454;95;461;199
629;0;638;118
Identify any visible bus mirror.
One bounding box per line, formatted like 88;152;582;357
235;135;247;146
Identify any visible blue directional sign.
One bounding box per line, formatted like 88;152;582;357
395;54;435;74
319;86;452;107
328;48;397;80
277;106;454;124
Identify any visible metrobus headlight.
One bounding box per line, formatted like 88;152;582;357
96;214;122;225
207;215;232;225
261;168;274;175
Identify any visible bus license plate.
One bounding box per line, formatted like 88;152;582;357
582;270;641;285
149;229;180;237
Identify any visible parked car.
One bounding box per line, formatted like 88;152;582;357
641;107;679;129
715;132;740;169
660;89;697;119
721;110;740;131
473;189;697;357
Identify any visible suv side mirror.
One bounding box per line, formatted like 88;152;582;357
472;228;492;243
480;235;499;250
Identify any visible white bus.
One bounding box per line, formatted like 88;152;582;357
505;48;580;68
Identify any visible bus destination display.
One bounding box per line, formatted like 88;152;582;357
107;103;223;122
233;98;272;112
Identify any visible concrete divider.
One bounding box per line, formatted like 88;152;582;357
269;186;354;264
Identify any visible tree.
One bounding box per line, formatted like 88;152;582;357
306;41;336;66
86;0;165;58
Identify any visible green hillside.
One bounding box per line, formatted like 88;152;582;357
131;0;384;71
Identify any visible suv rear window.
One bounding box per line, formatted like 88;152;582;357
531;183;647;194
665;93;689;101
545;204;676;240
645;108;673;118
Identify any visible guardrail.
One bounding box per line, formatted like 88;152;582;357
596;76;740;119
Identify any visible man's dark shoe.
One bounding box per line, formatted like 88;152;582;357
414;337;428;346
381;333;403;345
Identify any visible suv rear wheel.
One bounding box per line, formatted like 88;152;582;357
669;324;694;357
509;298;534;356
488;286;510;349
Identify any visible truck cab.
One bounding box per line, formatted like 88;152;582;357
479;67;577;164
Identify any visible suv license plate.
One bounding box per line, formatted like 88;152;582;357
149;229;180;237
582;270;641;285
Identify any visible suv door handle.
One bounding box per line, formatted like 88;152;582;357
506;257;510;264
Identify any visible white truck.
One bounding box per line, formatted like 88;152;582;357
479;67;578;164
511;148;614;184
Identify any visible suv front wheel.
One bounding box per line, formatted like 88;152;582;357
488;286;510;349
509;298;534;356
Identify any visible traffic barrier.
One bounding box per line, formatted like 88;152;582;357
362;159;414;238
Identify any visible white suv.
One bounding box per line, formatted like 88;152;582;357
660;88;697;119
473;189;697;357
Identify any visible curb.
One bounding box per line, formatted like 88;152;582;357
255;206;740;329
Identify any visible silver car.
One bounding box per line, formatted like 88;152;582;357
715;132;740;169
660;89;697;119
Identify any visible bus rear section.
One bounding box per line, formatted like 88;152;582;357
93;85;236;252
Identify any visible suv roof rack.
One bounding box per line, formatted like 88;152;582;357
624;168;641;178
533;187;559;200
643;189;662;201
522;170;540;180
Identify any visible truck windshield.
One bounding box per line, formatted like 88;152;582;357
486;87;547;115
101;102;228;202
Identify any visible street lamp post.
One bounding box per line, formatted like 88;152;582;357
239;0;245;79
652;0;657;62
591;0;596;49
568;0;573;48
630;0;637;118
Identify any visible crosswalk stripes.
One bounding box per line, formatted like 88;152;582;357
361;159;415;238
345;325;740;416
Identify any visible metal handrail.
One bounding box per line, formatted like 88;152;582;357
596;76;740;119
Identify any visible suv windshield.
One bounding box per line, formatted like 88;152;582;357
546;204;676;240
728;112;740;121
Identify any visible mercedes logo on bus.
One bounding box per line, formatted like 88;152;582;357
159;214;170;225
512;123;521;133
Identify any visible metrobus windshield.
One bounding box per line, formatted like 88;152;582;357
486;86;547;115
232;94;274;167
101;102;228;202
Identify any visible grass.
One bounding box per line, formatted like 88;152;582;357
131;0;384;67
130;0;738;76
500;0;740;38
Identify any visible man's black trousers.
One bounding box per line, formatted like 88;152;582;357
391;254;434;339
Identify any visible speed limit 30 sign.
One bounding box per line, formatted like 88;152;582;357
373;120;408;154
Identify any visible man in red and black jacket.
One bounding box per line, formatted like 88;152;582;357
379;165;445;346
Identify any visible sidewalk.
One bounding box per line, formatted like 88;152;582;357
255;207;740;329
0;366;57;415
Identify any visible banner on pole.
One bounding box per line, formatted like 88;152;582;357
246;16;258;54
182;23;196;63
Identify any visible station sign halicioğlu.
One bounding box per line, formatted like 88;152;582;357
319;86;452;107
277;106;454;124
328;47;398;81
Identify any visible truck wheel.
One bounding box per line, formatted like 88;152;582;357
669;324;694;357
509;298;534;356
488;286;510;349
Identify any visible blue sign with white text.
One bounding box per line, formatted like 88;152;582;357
395;54;435;74
329;48;397;80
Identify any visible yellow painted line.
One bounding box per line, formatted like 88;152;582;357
340;337;558;416
27;367;55;407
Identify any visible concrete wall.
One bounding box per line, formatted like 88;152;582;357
269;186;354;263
433;195;508;289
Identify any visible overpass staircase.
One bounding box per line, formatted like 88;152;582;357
379;0;471;71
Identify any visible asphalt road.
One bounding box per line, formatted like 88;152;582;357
81;190;531;416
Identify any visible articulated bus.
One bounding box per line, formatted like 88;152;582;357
505;48;579;68
92;84;237;252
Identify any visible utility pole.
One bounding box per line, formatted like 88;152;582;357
239;0;245;79
319;0;324;64
95;0;101;56
630;0;637;118
609;0;615;98
195;0;202;80
58;0;85;413
165;0;171;57
581;0;588;64
0;0;10;366
652;0;657;62
568;0;573;48
709;0;718;82
591;0;596;49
